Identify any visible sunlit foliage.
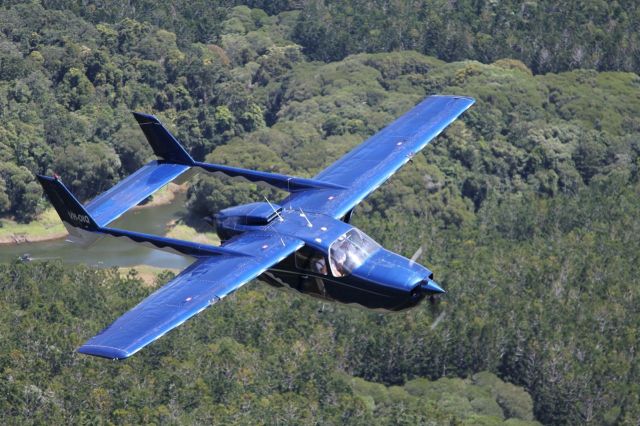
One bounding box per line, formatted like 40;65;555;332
1;3;639;424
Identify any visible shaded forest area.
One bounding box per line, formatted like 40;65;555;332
1;2;639;425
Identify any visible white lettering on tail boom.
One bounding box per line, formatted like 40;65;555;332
68;211;91;225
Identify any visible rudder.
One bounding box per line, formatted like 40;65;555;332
37;175;100;240
132;112;194;165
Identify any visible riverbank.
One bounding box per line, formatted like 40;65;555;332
0;183;187;246
165;219;220;245
0;208;67;245
134;183;186;210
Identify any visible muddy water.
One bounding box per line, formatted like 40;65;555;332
0;193;194;269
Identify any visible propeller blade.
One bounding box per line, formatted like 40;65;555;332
430;311;446;330
409;246;423;266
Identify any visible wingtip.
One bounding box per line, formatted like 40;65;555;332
78;344;132;360
450;95;476;106
462;96;476;106
462;96;476;105
431;94;476;105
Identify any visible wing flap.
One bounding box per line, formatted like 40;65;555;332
78;233;303;359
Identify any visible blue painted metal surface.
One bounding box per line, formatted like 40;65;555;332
78;233;303;359
281;96;475;218
218;201;283;224
37;94;474;359
37;175;100;230
218;208;354;251
213;201;437;304
193;161;346;192
100;226;249;258
85;161;190;227
421;279;446;294
350;249;431;292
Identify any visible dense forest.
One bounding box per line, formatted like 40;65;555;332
1;261;541;424
18;0;640;74
1;1;639;424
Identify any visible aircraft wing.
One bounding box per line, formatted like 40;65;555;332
283;95;474;218
78;232;303;359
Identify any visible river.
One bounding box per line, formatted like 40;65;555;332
0;192;193;269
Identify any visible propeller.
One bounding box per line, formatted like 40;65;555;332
409;245;448;320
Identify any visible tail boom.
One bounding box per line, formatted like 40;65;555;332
37;175;247;258
134;112;344;192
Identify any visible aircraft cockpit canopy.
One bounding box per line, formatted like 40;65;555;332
328;229;380;277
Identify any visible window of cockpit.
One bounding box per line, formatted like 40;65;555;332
295;246;328;276
329;229;380;277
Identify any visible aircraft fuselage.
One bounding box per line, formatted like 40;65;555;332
214;202;444;311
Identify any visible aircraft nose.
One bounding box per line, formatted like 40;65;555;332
420;279;446;294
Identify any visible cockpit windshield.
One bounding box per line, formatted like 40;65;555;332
329;229;380;277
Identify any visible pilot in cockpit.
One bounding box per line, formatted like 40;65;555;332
331;241;348;276
329;229;381;277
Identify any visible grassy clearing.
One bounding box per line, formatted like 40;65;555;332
165;220;220;245
118;265;180;287
0;208;66;244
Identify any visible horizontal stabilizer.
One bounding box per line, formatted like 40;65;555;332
84;161;190;227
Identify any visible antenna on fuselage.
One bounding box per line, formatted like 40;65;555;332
264;196;284;222
299;208;313;228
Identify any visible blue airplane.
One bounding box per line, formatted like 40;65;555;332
37;95;474;359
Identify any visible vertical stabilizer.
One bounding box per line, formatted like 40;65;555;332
132;112;194;165
36;175;103;247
